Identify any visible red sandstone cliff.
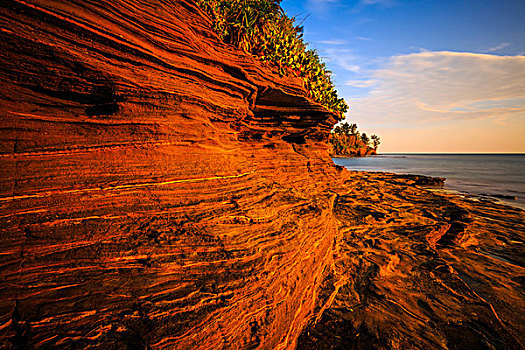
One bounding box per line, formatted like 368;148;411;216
0;1;345;348
0;1;524;349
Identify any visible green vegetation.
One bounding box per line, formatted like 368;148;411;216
196;0;348;116
329;122;380;156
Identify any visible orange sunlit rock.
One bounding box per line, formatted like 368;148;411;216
0;1;523;349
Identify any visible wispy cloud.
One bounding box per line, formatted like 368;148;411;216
351;51;525;122
486;42;510;52
356;36;372;41
361;0;395;6
305;0;340;14
346;51;525;151
352;0;396;11
344;80;377;88
318;39;348;45
322;48;361;72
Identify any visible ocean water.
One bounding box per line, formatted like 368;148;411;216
333;154;525;210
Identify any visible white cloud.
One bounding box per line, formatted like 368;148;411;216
344;80;377;88
345;51;525;152
318;39;348;45
322;48;361;72
487;42;510;52
356;36;372;41
361;0;395;5
350;51;525;123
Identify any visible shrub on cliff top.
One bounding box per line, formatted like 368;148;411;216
196;0;348;117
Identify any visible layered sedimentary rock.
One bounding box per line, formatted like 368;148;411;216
0;1;523;349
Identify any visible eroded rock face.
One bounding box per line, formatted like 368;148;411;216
0;1;343;348
0;1;523;349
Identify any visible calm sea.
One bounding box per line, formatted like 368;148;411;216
333;154;525;210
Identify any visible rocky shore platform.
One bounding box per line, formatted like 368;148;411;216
0;1;523;348
298;171;525;349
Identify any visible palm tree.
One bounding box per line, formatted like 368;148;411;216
340;122;351;135
361;133;370;146
371;134;380;149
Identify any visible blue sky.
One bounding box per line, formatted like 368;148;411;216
281;0;525;152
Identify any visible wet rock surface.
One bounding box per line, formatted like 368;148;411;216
0;1;523;349
389;173;446;188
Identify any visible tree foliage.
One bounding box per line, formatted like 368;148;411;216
371;134;380;149
329;122;380;156
360;133;370;146
196;0;348;116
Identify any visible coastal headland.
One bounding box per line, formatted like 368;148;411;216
0;1;523;349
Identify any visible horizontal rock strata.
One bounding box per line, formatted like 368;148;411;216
0;1;523;349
